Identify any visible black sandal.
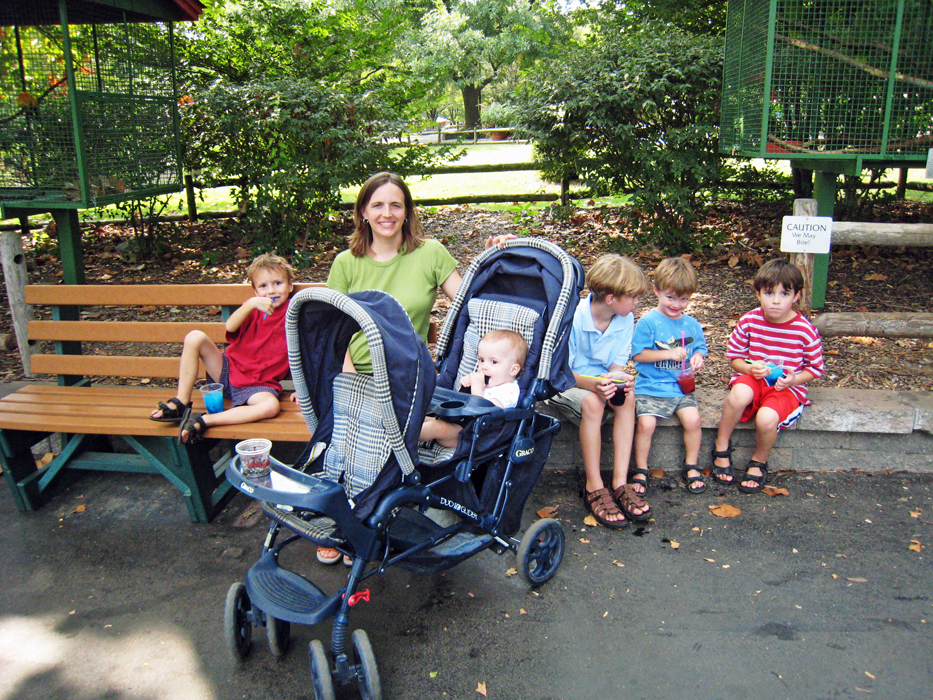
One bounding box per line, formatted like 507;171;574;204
737;460;769;494
179;412;207;445
682;463;707;495
710;440;735;486
149;397;191;423
628;466;650;495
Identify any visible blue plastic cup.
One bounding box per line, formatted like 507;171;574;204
200;383;225;414
764;358;785;386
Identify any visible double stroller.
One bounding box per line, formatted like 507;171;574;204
223;239;584;699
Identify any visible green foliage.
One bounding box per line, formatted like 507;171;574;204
182;78;445;255
103;196;173;260
408;0;571;128
517;19;724;254
719;160;794;205
481;102;519;128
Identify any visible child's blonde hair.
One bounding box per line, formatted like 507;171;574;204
482;329;528;368
653;257;698;296
247;253;295;286
585;254;650;301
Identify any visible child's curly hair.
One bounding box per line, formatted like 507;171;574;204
247;253;295;285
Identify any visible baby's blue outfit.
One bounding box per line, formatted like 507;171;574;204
632;309;708;397
568;296;634;375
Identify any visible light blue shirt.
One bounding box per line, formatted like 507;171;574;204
568;296;634;377
632;308;708;397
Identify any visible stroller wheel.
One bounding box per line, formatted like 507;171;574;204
517;518;565;587
224;582;253;661
351;629;382;700
266;614;291;657
308;639;336;700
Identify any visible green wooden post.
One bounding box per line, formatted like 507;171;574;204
811;171;836;310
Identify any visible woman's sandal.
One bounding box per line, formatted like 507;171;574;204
710;440;735;486
611;483;651;522
628;466;650;495
737;460;769;494
682;463;707;495
316;547;341;566
585;487;629;530
179;412;207;445
149;398;191;423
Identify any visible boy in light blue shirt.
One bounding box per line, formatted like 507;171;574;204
547;254;651;529
632;257;709;494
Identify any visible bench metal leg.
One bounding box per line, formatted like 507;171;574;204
0;429;236;524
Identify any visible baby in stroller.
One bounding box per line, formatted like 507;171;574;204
420;329;527;447
223;239;583;700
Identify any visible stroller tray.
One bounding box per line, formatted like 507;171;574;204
245;551;340;626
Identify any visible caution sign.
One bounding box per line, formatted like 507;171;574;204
780;216;832;254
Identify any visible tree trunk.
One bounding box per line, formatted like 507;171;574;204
792;165;813;199
461;85;482;130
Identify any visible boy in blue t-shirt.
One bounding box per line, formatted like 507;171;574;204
546;254;651;529
632;257;709;494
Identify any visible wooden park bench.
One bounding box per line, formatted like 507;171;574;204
0;283;322;523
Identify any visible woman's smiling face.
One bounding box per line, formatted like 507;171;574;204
362;182;407;243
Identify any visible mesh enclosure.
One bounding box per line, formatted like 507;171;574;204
0;2;182;209
720;0;933;164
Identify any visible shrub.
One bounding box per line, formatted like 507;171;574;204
517;22;724;254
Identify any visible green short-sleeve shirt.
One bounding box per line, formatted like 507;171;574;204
326;239;458;373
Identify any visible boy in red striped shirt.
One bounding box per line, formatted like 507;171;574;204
711;260;824;493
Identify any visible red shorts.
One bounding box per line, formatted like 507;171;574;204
732;375;805;430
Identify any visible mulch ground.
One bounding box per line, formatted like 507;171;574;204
2;198;931;391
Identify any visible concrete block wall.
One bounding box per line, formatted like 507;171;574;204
540;387;933;475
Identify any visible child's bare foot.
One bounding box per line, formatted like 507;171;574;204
711;440;735;485
627;467;649;495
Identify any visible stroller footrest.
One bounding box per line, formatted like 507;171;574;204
245;551;341;626
261;502;345;547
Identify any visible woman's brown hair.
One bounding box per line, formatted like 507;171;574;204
348;172;424;257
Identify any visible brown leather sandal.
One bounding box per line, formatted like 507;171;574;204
585;487;629;530
612;483;651;522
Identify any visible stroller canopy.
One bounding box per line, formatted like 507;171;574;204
434;238;584;400
286;288;436;481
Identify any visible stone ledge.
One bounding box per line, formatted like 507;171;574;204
540;387;933;474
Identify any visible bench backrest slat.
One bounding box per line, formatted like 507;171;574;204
28;320;228;344
31;354;202;379
25;282;323;306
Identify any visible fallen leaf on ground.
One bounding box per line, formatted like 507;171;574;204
669;541;680;549
849;336;875;346
846;577;868;582
709;503;741;518
476;681;487;697
580;538;590;544
519;608;527;615
650;468;664;478
762;486;789;497
909;540;922;553
863;273;887;281
430;671;438;678
537;506;558;518
583;514;598;527
505;568;517;577
704;558;716;563
72;504;87;514
35;453;54;469
910;510;921;518
865;672;876;679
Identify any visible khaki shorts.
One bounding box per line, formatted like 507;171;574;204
635;393;698;420
543;387;613;428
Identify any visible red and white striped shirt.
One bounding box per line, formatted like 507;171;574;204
726;308;824;404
